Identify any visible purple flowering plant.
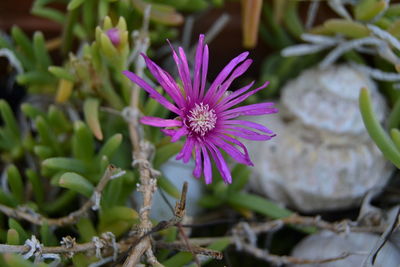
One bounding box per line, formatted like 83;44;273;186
123;34;277;184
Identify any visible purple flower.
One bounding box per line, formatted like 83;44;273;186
123;34;277;184
106;28;121;47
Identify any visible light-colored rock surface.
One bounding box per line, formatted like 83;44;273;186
282;65;386;136
247;65;393;212
290;231;400;267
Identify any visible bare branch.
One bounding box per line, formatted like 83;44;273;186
156;241;223;260
240;242;351;265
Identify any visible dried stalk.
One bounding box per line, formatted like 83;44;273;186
156;241;223;260
0;211;387;265
122;182;188;266
240;242;351;265
122;4;159;267
0;165;118;227
241;213;386;235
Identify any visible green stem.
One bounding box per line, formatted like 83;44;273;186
391;128;400;152
359;88;400;168
388;96;400;130
62;8;79;56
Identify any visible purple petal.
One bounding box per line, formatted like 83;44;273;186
217;81;269;111
178;47;194;96
222;127;275;141
220;81;255;105
201;146;212;184
123;71;181;115
141;54;185;107
161;129;176;136
176;138;194;163
171;127;188;142
207;143;232;184
203;51;249;103
199;44;209;99
209;135;253;166
193;145;202;178
167;41;193;99
193;34;205;98
140;116;182;127
222;119;274;134
221;103;278;119
219;134;250;151
208;59;253;107
218;134;253;165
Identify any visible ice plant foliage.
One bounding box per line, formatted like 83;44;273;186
123;34;277;184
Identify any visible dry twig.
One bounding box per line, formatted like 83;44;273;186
240;242;351;265
122;4;159;266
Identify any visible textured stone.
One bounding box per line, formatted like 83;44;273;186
246;65;393;212
290;231;400;267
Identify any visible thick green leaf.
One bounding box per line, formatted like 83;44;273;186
47;105;71;132
3;254;40;267
33;31;52;70
67;0;85;10
20;103;46;120
83;98;103;140
77;218;97;242
58;172;94;197
99;206;138;226
33;145;54;159
36;116;62;155
354;0;386;21
0;189;17;207
0;100;19;139
42;157;87;173
228;192;292;219
31;7;65;23
72;121;95;161
6;229;19;245
83;0;96;39
283;1;303;38
26;170;44;206
42;190;76;214
40;222;57;246
11;26;34;61
132;0;184;26
48;66;75;81
97;133;122;160
323;19;370;38
7;165;24;204
8;219;28;243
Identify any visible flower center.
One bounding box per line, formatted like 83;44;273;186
187;103;217;136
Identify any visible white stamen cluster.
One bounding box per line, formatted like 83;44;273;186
188;103;217;136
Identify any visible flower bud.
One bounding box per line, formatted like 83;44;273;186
106;28;121;47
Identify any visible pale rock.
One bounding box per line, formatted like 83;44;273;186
290;231;400;267
246;65;393;212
